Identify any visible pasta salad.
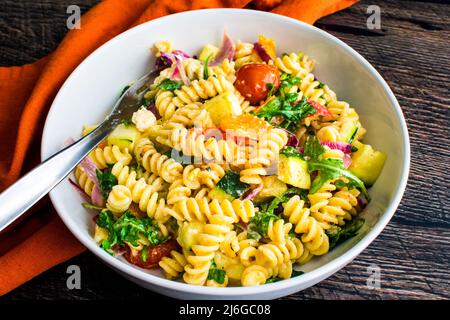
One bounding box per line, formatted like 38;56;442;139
72;34;386;287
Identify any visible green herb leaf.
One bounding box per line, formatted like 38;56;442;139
82;203;104;211
326;218;365;250
95;210;169;254
291;270;304;277
158;79;183;91
280;146;303;158
303;136;325;160
96;168;118;200
248;211;280;239
207;261;226;284
266;82;276;98
203;53;213;80
256;96;316;131
308;158;370;200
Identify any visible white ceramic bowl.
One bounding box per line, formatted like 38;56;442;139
41;9;410;300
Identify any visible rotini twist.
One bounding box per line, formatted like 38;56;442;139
167;127;246;165
159;250;187;279
74;166;94;196
168;75;234;109
234;41;260;69
167;103;213;128
256;242;291;268
110;162;167;220
249;128;288;167
167;178;192;205
308;182;338;228
153;40;173;57
275;53;309;78
134;138;182;183
241;265;268;286
89;145;132;169
283;195;329;255
183;214;232;286
299;73;326;104
267;219;293;245
106;185;132;214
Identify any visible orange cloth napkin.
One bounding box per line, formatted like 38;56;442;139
0;0;357;295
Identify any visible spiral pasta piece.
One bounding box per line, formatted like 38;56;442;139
267;219;292;245
249;128;288;167
256;242;291;268
166;127;246;165
283;195;329;255
234;41;260;69
183;214;232;286
89;145;132;169
167;102;213;128
159;250;188;279
74;166;94;196
241;265;268;286
168;75;234;109
106;185;132;214
135;138;182;183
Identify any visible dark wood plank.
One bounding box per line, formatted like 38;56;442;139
0;0;449;300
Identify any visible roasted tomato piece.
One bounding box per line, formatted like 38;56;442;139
234;63;280;104
125;239;179;269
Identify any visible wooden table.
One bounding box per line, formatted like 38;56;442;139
1;0;449;300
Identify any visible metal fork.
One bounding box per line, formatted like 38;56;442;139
0;70;158;232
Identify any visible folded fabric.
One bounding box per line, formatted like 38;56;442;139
0;0;358;296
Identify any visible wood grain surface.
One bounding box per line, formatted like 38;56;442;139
1;0;449;300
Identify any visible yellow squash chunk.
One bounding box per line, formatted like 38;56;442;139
277;154;311;189
349;141;387;186
203;92;242;125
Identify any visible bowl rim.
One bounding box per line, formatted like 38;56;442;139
41;8;410;296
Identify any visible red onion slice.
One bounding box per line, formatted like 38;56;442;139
280;128;299;147
69;178;90;200
253;42;272;63
172;50;191;58
308;99;332;117
210;31;235;67
91;186;104;207
343;153;352;169
320;141;352;154
243;185;263;201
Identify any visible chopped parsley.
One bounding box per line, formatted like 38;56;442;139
96;210;169;253
207;261;226;284
96;168;118;200
158;79;182;91
326;218;365;250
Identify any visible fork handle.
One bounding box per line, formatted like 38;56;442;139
0;123;110;232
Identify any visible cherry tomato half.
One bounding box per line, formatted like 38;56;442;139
234;63;280;104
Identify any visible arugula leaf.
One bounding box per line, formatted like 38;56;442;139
96;210;169;254
158;79;182;91
257;96;316;131
264;187;308;215
266;82;275;98
207;261;226;284
280;146;303;158
203;53;213;80
96;168;118;200
96;210;119;251
327;218;365;250
248;211;280;240
303;135;325;160
308;158;370;200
